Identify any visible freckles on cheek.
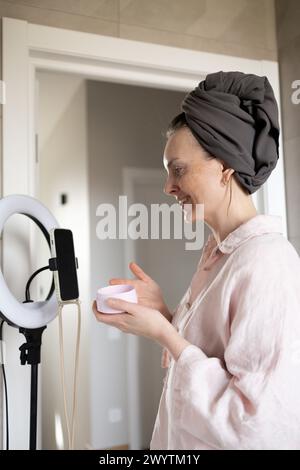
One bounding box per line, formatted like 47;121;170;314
189;175;206;203
188;172;203;191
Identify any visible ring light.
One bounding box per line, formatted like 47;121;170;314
0;194;59;328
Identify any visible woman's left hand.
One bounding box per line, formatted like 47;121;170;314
92;298;173;343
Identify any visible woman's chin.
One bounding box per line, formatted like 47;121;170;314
183;204;204;223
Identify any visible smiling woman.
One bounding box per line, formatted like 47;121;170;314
162;119;257;242
164;113;239;220
164;112;239;218
94;71;300;450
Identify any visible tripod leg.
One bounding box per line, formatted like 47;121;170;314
19;326;46;450
29;364;38;450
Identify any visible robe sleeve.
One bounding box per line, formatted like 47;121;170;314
171;250;288;449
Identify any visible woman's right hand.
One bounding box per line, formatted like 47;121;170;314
109;262;172;322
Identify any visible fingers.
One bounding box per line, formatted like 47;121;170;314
95;311;127;324
129;262;151;282
92;298;139;318
92;300;127;324
106;298;140;315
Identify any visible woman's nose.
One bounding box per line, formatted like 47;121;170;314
164;177;179;196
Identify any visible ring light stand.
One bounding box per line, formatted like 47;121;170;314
0;194;59;450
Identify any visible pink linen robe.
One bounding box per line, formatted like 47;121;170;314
150;214;300;450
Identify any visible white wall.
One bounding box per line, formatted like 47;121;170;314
36;71;90;450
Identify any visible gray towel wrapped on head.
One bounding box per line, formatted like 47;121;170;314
182;71;280;194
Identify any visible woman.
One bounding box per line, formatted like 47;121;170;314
93;71;300;450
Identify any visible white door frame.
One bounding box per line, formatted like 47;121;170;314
1;17;288;448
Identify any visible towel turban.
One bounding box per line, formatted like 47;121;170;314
181;71;280;194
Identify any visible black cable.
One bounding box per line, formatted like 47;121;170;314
25;265;50;302
0;319;9;450
21;213;55;302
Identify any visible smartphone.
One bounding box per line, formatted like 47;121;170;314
49;228;79;302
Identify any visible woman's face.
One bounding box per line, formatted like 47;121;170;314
163;126;230;222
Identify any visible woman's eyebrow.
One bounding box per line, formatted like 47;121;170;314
167;158;181;169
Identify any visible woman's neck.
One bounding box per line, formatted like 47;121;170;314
206;203;258;245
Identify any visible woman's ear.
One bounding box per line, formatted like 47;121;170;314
222;167;235;185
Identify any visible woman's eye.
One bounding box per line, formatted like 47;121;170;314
174;167;184;177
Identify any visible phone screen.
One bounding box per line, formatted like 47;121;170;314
54;229;79;301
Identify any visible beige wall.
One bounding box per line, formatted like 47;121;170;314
275;0;300;252
0;0;277;61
